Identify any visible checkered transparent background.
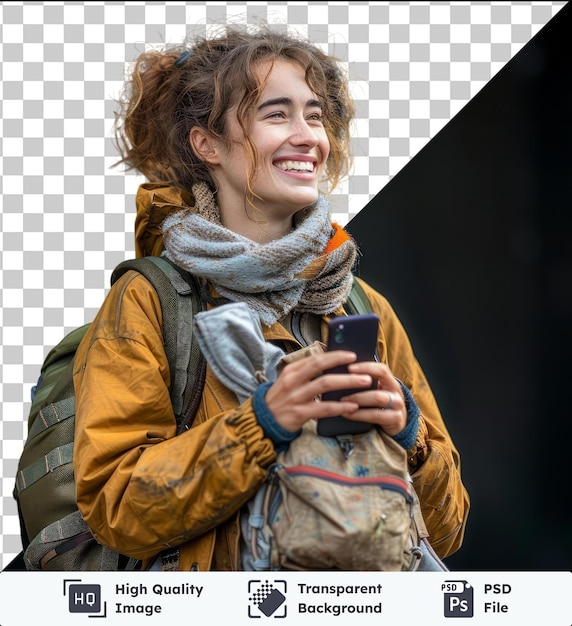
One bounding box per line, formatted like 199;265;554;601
0;1;566;569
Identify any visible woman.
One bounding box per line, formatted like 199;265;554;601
73;24;469;571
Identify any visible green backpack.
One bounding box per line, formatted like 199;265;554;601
8;261;373;571
11;256;205;571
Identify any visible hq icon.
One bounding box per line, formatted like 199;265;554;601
64;580;107;618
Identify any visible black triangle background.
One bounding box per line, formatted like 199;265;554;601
347;2;572;570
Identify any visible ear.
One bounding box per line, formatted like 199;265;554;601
189;127;222;165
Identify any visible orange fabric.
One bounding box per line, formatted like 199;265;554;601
324;222;351;254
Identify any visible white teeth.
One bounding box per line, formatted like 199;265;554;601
275;160;314;172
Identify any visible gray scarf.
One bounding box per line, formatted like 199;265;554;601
161;183;357;326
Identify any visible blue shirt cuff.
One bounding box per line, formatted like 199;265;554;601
392;379;420;450
252;381;301;452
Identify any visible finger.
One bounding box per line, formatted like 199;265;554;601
277;350;358;390
337;388;406;435
266;353;368;416
288;372;372;409
266;387;361;431
347;361;402;393
266;352;369;433
338;406;405;436
341;387;403;410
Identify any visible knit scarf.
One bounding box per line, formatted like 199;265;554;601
160;183;358;326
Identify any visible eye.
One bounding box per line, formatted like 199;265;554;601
266;111;286;120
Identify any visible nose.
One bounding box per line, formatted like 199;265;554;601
290;118;320;147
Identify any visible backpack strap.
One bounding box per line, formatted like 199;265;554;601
344;275;374;316
111;256;206;434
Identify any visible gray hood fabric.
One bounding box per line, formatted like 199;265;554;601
193;302;285;403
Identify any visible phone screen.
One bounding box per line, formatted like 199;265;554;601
317;313;379;437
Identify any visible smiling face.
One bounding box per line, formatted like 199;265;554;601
192;59;331;240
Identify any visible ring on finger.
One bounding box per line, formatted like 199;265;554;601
382;391;394;410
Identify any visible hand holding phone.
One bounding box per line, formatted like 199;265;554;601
317;313;380;437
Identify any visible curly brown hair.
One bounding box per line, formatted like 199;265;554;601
113;24;355;197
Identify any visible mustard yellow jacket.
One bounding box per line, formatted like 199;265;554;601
73;185;469;571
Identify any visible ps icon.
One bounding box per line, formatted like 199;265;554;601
443;580;474;618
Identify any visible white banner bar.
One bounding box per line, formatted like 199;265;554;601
1;571;571;624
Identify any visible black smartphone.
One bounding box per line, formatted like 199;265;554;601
317;313;380;437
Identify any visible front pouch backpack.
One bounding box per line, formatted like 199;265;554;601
245;420;432;572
